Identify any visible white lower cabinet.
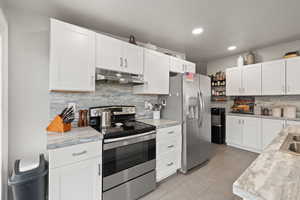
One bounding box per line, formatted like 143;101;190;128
226;115;261;153
226;115;243;146
242;117;261;151
156;125;182;182
261;119;285;149
49;141;102;200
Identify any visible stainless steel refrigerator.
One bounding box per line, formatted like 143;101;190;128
161;73;212;173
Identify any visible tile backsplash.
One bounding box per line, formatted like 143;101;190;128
49;82;158;120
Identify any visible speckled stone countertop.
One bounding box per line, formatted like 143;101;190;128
233;126;300;200
47;127;103;150
138;119;181;129
227;112;300;122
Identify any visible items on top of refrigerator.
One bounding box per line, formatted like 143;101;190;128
231;97;255;114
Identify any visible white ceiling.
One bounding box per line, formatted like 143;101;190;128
5;0;300;61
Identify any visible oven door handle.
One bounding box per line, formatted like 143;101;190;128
103;131;156;150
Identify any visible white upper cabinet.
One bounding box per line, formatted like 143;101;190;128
122;42;144;75
226;67;243;96
96;33;143;75
184;61;196;73
261;60;285;95
169;57;196;73
286;57;300;95
49;19;96;92
242;64;262;96
96;34;123;72
170;57;184;73
134;49;169;94
261;119;284;149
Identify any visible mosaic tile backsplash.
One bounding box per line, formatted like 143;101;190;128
50;82;158;120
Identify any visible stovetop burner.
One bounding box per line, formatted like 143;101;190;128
101;121;155;139
89;106;156;140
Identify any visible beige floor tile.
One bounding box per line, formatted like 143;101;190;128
141;145;258;200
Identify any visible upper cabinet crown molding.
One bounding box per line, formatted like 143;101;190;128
49;19;96;92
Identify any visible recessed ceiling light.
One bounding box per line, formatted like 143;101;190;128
228;46;237;51
192;28;204;35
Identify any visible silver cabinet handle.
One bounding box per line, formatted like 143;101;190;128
238;119;241;124
125;58;128;68
167;145;174;148
98;164;101;176
120;57;123;67
72;150;87;157
167;162;174;167
168;131;174;134
91;75;95;87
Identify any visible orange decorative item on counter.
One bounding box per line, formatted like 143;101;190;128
46;115;71;133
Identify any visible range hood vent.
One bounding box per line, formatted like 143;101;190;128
95;68;145;85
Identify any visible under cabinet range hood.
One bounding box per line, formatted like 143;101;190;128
95;68;145;85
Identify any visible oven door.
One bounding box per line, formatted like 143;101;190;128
103;131;156;191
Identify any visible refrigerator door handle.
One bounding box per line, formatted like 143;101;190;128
198;91;203;127
199;91;205;127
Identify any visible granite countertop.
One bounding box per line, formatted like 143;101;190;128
227;112;300;122
233;126;300;200
138;119;181;129
47;127;103;150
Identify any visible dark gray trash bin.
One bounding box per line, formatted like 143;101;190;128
8;154;48;200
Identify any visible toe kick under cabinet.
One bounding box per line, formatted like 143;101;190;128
156;125;182;182
48;141;102;200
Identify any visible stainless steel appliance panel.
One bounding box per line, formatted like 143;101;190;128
161;74;213;173
103;171;156;200
103;160;155;191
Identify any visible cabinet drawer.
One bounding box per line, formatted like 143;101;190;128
157;138;179;156
157;150;178;172
156;150;178;181
49;141;102;169
157;125;181;141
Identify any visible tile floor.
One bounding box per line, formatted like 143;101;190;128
141;145;258;200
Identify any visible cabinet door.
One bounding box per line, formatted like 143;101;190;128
96;33;123;72
242;64;262;95
286;57;300;95
134;49;169;94
50;19;95;92
184;61;196;73
226;115;243;145
261;60;285;95
242;117;261;151
170;57;184;73
122;42;143;75
226;67;242;96
49;157;101;200
262;119;284;149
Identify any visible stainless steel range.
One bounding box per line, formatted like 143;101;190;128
89;105;156;200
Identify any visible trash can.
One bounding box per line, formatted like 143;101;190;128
8;154;48;200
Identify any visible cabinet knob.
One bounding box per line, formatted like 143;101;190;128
120;57;123;67
125;58;128;68
167;162;174;167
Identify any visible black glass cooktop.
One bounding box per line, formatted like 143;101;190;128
101;121;156;140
